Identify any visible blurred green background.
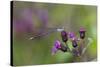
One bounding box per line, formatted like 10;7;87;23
12;1;97;66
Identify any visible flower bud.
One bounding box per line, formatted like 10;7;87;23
51;40;68;55
68;32;78;48
79;27;86;39
60;44;67;52
72;40;78;48
61;31;68;43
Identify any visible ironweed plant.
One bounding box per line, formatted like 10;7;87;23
51;27;92;61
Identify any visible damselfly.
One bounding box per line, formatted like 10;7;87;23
29;27;65;40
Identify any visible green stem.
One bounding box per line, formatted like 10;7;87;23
65;42;72;52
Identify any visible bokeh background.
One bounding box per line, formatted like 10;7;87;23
12;1;97;66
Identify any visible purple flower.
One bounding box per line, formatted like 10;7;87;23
54;40;61;49
37;9;48;24
13;8;35;34
61;31;68;43
79;27;86;39
34;8;48;35
13;8;48;39
51;40;61;55
68;32;75;39
14;20;34;33
51;40;68;55
68;32;78;48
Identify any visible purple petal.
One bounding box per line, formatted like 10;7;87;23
68;32;75;38
51;47;58;55
54;40;61;49
79;27;86;32
51;40;61;55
